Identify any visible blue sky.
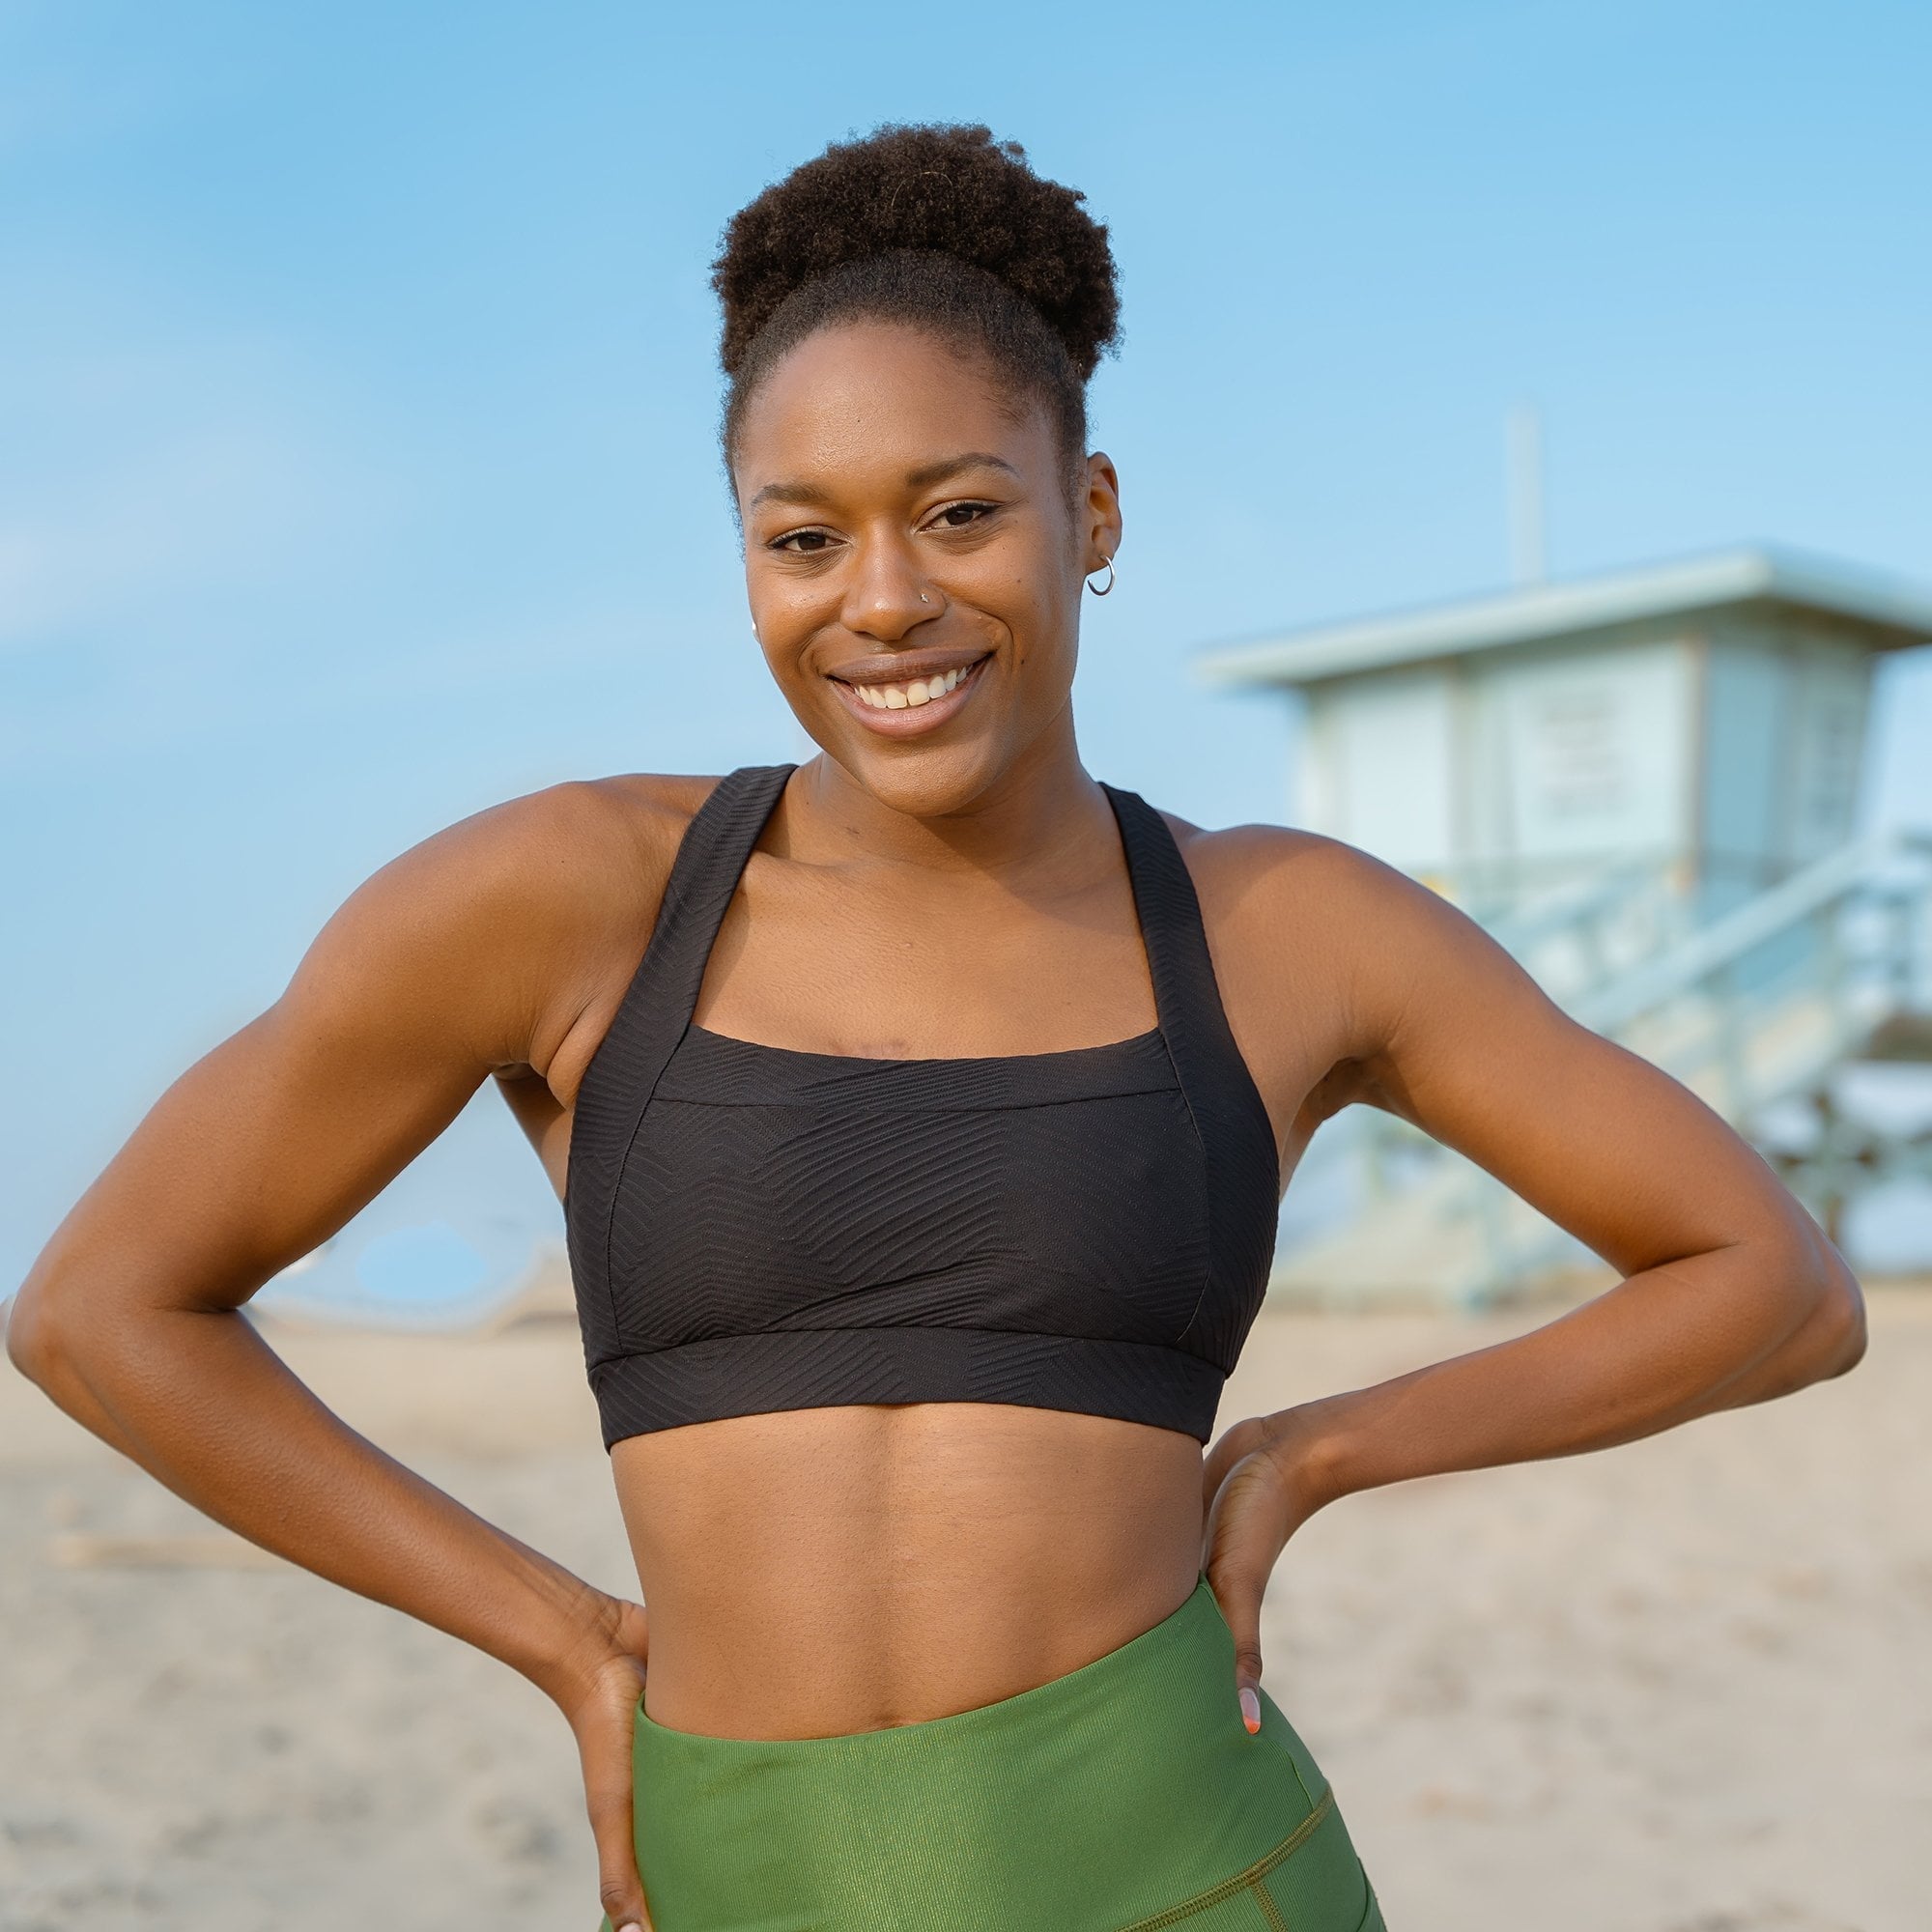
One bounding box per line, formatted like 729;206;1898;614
5;0;1930;1305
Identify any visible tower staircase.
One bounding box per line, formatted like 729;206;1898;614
1269;830;1932;1307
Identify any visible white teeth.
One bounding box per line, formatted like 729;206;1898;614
847;662;978;712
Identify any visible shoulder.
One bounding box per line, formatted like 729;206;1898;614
1154;810;1428;946
345;771;723;933
1149;810;1540;1064
284;772;729;1077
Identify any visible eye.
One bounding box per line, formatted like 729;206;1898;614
926;500;998;530
769;527;839;555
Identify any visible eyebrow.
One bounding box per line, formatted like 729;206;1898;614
906;451;1020;490
749;451;1020;511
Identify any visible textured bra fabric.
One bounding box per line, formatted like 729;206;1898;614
564;764;1281;1448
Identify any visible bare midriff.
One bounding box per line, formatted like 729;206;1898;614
611;1401;1207;1741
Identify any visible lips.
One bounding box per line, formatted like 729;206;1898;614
823;648;991;691
825;652;992;737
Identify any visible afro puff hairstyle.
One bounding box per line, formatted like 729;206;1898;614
711;124;1121;497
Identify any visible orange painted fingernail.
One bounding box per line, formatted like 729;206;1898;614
1239;1688;1262;1734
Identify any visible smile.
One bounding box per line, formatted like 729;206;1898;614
827;654;990;735
854;665;969;709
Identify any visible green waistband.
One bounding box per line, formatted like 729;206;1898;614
622;1576;1343;1932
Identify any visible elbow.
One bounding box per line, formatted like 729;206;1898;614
1812;1269;1867;1380
3;1282;60;1389
1786;1244;1867;1387
5;1269;99;1394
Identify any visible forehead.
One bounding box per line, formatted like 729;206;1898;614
732;320;1054;503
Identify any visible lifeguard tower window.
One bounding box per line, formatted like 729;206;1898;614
1198;548;1932;1303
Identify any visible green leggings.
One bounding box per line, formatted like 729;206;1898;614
598;1574;1384;1931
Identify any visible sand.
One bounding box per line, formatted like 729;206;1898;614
3;1289;1927;1932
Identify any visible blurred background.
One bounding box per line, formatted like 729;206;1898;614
4;3;1928;1929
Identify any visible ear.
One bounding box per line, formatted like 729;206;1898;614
1081;451;1123;575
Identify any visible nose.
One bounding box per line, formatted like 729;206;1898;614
839;529;939;642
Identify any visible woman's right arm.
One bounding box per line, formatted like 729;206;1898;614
5;778;669;1932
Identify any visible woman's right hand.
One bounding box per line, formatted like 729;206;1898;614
543;1592;654;1932
1;787;682;1929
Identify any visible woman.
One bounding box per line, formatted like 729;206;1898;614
9;124;1865;1932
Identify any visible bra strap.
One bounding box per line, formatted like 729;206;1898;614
567;763;796;1365
1100;783;1281;1352
632;762;800;1028
1098;784;1227;1063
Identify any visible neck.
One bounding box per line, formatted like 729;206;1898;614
785;709;1117;886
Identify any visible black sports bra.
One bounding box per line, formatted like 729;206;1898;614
564;764;1280;1449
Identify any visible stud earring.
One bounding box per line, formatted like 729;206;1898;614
1086;554;1117;597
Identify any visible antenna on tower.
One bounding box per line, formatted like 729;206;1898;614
1507;402;1546;585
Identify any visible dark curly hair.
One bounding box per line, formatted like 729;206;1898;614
711;123;1121;498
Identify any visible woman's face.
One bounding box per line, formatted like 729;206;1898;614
731;320;1122;818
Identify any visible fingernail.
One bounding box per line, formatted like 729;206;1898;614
1239;1687;1262;1735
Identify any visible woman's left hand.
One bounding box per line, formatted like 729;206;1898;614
1201;1406;1338;1734
536;1591;655;1932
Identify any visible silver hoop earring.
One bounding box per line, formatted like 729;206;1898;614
1086;555;1117;597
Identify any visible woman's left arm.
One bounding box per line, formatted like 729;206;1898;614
1199;835;1867;1729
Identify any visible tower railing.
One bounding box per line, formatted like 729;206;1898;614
1288;829;1932;1304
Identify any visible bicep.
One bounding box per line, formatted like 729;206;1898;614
28;810;554;1323
1341;859;1818;1279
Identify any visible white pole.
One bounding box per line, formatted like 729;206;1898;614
1507;402;1546;585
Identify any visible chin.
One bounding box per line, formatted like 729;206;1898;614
821;731;1016;821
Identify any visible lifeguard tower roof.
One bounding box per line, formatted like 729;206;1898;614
1191;542;1932;923
1197;544;1932;1304
1196;546;1932;690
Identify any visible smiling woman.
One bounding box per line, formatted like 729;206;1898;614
754;431;1022;731
735;320;1116;789
8;119;1863;1932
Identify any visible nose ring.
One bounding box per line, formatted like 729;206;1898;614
920;592;930;604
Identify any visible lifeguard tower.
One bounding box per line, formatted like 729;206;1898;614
1199;547;1932;1304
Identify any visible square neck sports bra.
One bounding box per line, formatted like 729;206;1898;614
564;764;1281;1448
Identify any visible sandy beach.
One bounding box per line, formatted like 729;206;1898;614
3;1287;1926;1932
